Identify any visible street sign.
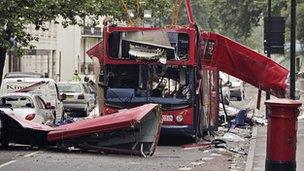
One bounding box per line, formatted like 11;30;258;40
264;17;285;54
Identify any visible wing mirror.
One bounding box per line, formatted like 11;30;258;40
225;81;232;87
61;93;67;101
46;102;56;110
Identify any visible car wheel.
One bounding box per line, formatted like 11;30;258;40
83;104;89;117
237;96;242;101
0;115;9;149
242;91;245;100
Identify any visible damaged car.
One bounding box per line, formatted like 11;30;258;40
0;93;55;125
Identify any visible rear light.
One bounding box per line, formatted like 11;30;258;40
25;113;36;121
175;114;184;123
104;107;119;115
78;94;85;99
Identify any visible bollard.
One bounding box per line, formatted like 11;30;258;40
265;99;301;171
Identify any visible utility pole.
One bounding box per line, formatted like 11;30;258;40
290;0;296;100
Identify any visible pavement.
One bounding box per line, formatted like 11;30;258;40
245;120;304;171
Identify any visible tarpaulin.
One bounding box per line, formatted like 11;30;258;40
201;31;289;96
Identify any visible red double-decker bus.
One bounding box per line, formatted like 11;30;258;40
88;0;288;140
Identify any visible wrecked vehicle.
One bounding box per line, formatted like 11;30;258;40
87;0;288;141
0;0;289;157
0;93;55;125
0;104;162;156
0;77;64;121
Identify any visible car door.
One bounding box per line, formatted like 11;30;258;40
54;84;64;119
34;96;54;125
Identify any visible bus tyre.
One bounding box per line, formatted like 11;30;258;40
197;106;204;138
83;104;89;117
198;122;204;138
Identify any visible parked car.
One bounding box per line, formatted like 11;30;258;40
57;82;95;117
229;76;245;101
0;93;55;125
219;72;230;105
84;82;97;104
0;78;64;121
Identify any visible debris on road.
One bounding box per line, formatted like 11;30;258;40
222;132;245;142
181;139;226;150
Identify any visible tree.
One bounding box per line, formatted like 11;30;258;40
0;0;172;85
0;0;97;85
297;1;304;45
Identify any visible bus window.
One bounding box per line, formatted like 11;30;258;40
108;31;189;61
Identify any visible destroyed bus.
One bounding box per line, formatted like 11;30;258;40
87;0;289;140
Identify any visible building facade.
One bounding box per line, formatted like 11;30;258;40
3;20;102;81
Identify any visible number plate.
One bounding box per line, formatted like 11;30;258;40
162;115;173;122
66;95;74;99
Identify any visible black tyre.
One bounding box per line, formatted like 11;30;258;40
0;115;9;149
83;104;89;117
237;96;242;101
197;97;204;139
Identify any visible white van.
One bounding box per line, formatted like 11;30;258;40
0;78;64;121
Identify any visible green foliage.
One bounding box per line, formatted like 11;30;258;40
297;2;304;44
0;0;172;52
0;0;91;50
1;0;303;53
204;0;264;42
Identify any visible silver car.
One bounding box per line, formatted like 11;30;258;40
229;76;245;101
57;82;95;116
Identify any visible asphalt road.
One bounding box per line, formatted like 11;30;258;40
0;85;261;171
0;143;232;171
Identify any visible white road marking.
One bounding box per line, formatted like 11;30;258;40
0;151;40;169
23;151;40;158
177;167;192;170
0;160;16;169
200;157;214;161
190;161;205;166
210;153;222;157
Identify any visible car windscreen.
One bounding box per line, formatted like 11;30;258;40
58;84;82;93
0;96;34;108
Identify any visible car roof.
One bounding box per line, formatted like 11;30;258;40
58;81;84;85
2;77;56;83
0;92;36;98
4;72;44;78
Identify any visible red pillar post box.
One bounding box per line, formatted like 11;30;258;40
265;99;301;171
